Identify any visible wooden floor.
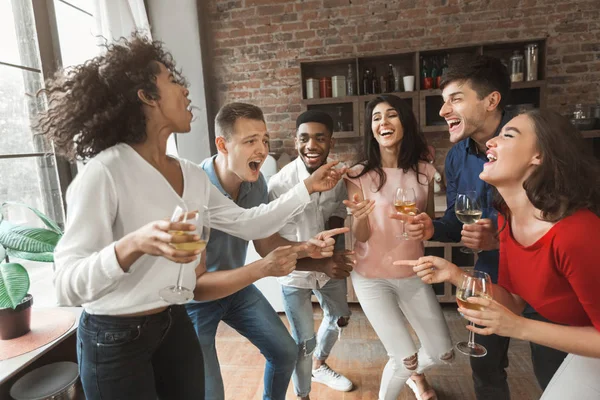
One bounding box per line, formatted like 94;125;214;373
216;303;543;400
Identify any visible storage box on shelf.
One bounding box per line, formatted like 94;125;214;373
299;39;548;139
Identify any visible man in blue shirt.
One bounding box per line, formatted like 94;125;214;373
185;102;351;400
406;56;566;399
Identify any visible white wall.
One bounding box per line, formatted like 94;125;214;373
146;0;212;164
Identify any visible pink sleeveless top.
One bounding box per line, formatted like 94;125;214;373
345;162;435;279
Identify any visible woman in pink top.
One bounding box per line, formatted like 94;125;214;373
344;95;453;400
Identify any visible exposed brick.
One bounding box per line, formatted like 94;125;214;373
208;0;600;170
565;64;589;73
257;5;285;16
562;54;595;63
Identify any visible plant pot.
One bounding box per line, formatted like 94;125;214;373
0;294;33;340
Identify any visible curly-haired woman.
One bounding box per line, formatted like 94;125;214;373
37;33;342;400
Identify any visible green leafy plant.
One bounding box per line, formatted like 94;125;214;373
0;202;63;309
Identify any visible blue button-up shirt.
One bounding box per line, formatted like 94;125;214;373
432;112;512;283
200;155;268;273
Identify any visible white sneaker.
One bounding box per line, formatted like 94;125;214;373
311;364;353;392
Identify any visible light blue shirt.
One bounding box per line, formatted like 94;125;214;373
200;155;269;273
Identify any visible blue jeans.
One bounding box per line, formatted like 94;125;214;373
185;284;297;400
77;305;204;400
281;278;350;397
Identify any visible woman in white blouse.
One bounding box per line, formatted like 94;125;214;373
37;34;342;400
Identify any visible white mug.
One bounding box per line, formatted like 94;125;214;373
403;75;415;92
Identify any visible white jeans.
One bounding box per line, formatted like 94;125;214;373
540;353;600;400
351;271;453;400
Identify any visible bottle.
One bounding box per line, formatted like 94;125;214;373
371;67;380;94
510;51;524;82
442;55;449;76
431;57;439;89
347;63;355;96
380;75;387;93
362;68;371;95
525;43;538;81
387;64;395;93
421;58;432;90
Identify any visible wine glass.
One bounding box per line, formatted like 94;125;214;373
455;270;493;357
159;203;210;304
394;187;417;240
455;191;483;254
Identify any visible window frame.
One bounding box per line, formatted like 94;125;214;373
0;0;77;216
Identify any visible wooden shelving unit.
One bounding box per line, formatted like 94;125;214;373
303;39;549;304
581;129;600;139
299;38;548;139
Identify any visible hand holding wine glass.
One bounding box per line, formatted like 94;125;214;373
159;203;210;304
455;191;483;254
455;270;493;357
394;187;417;240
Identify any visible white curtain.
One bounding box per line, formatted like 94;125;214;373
92;0;178;156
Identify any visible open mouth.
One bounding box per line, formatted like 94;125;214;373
486;152;497;163
447;119;462;131
303;153;321;162
380;129;394;137
249;160;262;172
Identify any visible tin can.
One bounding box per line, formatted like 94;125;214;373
332;75;347;97
306;78;319;99
319;77;332;98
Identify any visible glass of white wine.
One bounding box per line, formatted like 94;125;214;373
159;203;210;304
455;191;483;254
455;270;493;357
394;187;417;240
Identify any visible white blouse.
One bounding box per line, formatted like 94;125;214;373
54;143;310;315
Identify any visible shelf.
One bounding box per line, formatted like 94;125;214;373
359;91;416;101
510;80;546;89
422;125;448;133
301;96;358;105
582;130;600;139
332;131;358;139
420;89;442;97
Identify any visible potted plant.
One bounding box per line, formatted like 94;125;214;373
0;202;62;340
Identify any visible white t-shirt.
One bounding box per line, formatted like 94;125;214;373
54;143;311;315
268;157;347;289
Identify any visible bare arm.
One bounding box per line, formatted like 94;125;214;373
426;179;435;220
193;245;299;301
463;295;600;358
343;180;373;243
520;321;600;358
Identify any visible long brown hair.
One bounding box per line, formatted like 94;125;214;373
494;109;600;222
350;95;430;191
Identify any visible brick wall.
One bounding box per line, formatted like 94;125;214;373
205;0;600;172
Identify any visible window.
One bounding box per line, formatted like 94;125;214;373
0;0;98;227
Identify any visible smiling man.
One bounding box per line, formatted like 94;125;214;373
185;103;349;400
405;56;567;400
269;110;354;400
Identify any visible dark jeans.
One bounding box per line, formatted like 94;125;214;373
185;284;297;400
77;305;204;400
523;312;568;390
471;332;511;400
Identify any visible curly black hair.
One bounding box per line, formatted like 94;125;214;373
35;32;187;161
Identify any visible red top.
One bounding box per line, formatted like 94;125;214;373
498;209;600;331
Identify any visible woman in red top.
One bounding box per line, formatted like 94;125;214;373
402;109;600;399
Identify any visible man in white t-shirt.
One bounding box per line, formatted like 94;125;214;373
269;110;355;399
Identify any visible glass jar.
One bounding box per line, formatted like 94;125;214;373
510;51;524;83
